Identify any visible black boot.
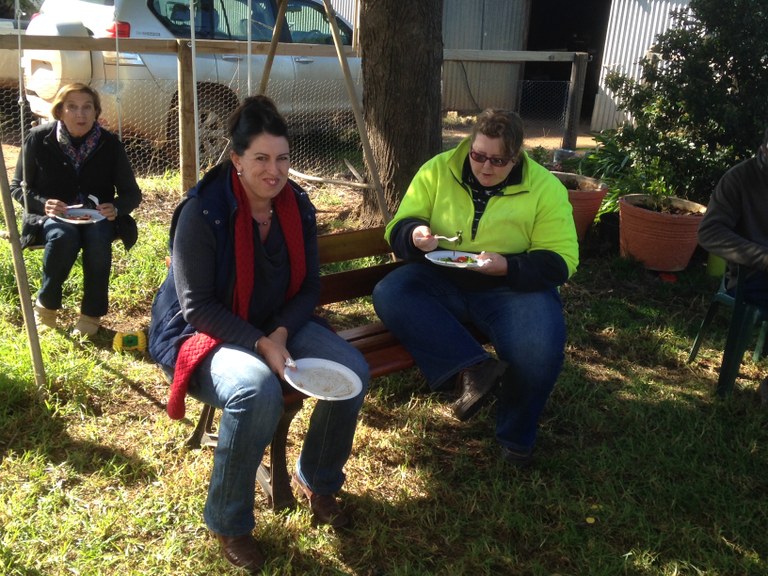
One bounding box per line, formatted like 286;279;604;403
451;358;508;421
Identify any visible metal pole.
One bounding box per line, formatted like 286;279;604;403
247;0;252;94
320;0;391;222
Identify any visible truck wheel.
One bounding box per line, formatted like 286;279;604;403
164;86;238;168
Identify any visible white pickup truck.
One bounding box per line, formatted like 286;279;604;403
22;0;362;164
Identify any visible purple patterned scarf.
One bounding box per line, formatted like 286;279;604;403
57;120;101;173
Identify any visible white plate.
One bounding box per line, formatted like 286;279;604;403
283;358;362;401
425;250;482;268
56;208;105;225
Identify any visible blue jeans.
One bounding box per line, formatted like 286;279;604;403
372;263;565;453
186;320;369;536
38;217;115;316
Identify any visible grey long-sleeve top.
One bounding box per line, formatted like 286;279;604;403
698;148;768;286
150;163;320;367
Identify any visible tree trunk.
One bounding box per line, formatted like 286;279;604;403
359;1;444;225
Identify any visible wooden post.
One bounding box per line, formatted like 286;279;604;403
177;39;197;192
0;145;47;396
321;0;390;222
260;0;288;95
562;52;588;150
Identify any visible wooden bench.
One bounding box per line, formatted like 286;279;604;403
186;225;414;511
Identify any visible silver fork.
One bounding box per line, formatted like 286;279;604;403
432;235;460;242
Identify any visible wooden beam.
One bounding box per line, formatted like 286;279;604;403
177;40;196;192
562;52;589;150
320;0;389;222
0;34;358;57
444;49;583;63
0;145;47;396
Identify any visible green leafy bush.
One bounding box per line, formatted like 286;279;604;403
595;0;768;207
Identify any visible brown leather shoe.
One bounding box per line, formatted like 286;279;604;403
451;358;508;421
213;532;265;573
292;472;350;529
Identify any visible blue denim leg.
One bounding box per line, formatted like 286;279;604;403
188;344;284;536
79;219;114;317
186;321;367;534
38;218;82;309
372;264;490;388
468;288;565;453
287;320;369;495
38;218;114;315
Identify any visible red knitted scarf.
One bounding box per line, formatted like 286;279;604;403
167;170;305;419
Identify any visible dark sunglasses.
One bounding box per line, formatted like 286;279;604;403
469;149;512;167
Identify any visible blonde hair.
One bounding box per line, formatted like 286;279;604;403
50;83;102;121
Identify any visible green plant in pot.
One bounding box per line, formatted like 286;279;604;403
584;0;768;270
614;157;706;272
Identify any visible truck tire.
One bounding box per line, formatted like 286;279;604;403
164;85;238;168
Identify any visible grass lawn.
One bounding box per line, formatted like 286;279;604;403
1;177;767;575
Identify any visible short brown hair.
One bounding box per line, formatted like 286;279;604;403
50;83;102;121
470;109;524;160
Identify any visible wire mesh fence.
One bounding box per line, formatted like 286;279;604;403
0;75;573;182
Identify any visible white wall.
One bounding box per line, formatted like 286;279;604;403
590;0;690;132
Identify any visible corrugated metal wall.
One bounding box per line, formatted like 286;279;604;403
442;0;529;112
330;0;357;26
590;0;690;131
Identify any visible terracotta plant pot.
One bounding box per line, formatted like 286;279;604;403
618;194;706;272
551;171;608;241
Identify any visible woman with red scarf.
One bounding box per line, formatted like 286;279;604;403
149;96;368;572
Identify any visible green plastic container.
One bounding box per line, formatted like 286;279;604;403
707;252;726;277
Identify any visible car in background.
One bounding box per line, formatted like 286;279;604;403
0;18;28;90
22;0;361;164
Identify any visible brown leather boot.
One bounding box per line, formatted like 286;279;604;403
213;532;265;574
451;358;508;421
292;472;350;529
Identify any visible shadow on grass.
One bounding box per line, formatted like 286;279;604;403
0;371;154;484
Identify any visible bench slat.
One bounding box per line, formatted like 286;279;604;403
364;346;416;378
318;225;390;264
318;262;402;305
337;321;391;342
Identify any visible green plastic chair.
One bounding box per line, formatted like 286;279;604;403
688;264;768;396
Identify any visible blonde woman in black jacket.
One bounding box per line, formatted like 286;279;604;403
11;83;142;336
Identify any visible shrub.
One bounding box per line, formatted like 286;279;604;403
599;0;768;206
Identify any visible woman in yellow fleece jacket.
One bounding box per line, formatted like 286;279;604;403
372;109;578;467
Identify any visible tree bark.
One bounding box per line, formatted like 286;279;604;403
359;1;444;225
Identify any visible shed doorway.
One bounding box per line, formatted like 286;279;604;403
524;0;612;120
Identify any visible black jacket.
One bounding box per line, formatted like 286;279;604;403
10;121;142;248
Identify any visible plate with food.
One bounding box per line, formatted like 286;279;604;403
425;250;483;268
283;358;363;401
56;208;105;225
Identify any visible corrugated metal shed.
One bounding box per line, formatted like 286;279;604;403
442;0;529;112
590;0;690;131
330;0;357;27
